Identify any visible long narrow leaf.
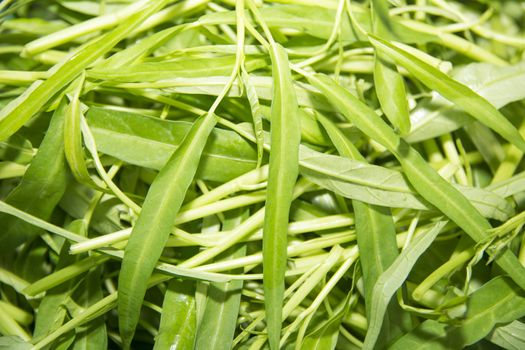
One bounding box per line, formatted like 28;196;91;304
153;280;196;350
263;43;301;350
194;212;246;350
117;112;217;348
371;1;410;135
319;112;407;345
86;107;257;182
369;35;525;152
364;221;447;349
0;100;69;255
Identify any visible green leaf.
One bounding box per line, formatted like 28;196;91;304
299;147;428;209
0;336;32;350
487;320;525;350
88;56;266;82
488;170;525;198
86;107;257;182
300;146;513;220
263;43;301;350
369;35;525;151
407;61;525;143
0;99;69;254
353;202;402;344
318;110;408;344
373;56;411;135
117;112;217;348
302;295;351;350
363;220;448;350
153;280;196;350
453;61;525;110
390;277;525;350
370;0;410;136
195;212;246;350
371;0;393;33
70;269;107;350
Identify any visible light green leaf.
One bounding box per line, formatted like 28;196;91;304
0;336;32;350
363;221;447;350
85;107;257;182
488;170;525;198
154;280;196;350
369;35;525;151
300;147;513;220
194;212;246;350
0;100;69;254
407;61;525;142
488;320;525;350
453;61;525;110
118;112;217;348
88;56;266;82
263;44;301;350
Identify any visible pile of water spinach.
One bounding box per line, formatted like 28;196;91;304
2;0;525;349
